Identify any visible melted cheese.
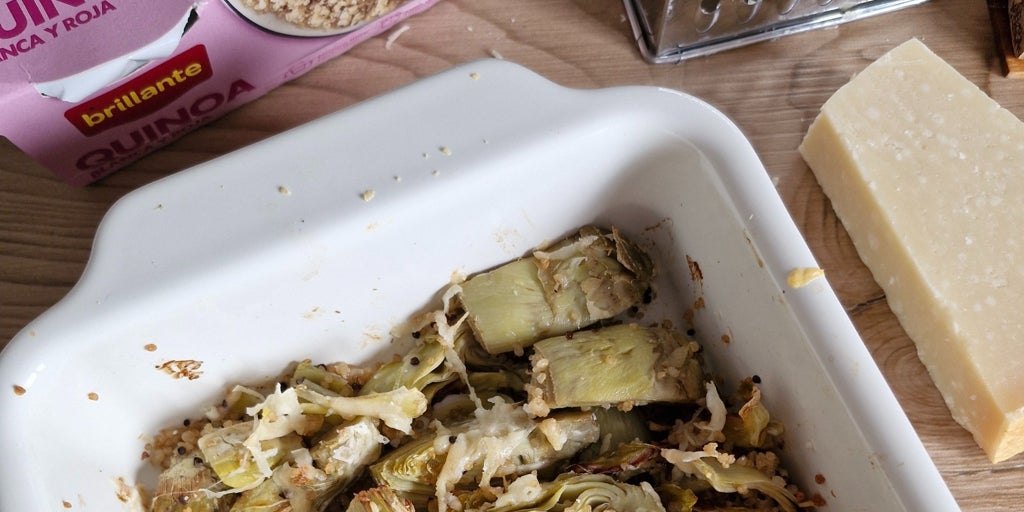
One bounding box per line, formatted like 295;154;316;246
799;38;1024;462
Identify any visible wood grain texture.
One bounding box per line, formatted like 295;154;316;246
2;0;1022;509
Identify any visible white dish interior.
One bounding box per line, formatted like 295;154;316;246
0;59;958;511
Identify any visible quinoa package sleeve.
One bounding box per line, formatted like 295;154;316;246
0;0;441;186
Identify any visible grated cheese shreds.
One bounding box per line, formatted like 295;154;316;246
433;296;482;411
493;473;543;508
243;387;301;479
146;224;812;512
434;398;537;512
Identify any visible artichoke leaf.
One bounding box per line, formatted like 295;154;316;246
197;420;303;490
563;478;665;512
359;332;459;399
571;441;662;478
150;454;233;512
295;385;427;434
226;473;288;512
347;486;416;512
657;483;699;512
723;383;776;449
230;417;387;512
290;360;355;397
661;447;801;512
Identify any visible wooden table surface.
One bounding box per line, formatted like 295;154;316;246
1;0;1019;509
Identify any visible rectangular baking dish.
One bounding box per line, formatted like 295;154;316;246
0;59;958;511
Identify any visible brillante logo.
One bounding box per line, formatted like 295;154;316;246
65;45;213;136
0;0;85;38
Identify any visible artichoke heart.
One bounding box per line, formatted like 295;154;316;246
458;226;653;354
198;420;303;490
150;454;233;512
482;473;667;512
526;324;704;416
370;405;600;507
347;486;416;512
229;417;387;512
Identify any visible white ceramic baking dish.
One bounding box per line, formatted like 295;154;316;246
0;59;959;511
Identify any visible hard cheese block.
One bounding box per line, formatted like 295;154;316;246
799;38;1024;463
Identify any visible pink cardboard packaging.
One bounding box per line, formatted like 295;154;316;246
0;0;441;186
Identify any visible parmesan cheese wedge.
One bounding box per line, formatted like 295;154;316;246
799;38;1024;463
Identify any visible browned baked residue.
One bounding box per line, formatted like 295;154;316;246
156;360;204;380
62;500;72;508
87;392;99;401
815;473;827;485
144;343;158;352
686;255;707;315
12;384;26;396
686;255;703;283
114;476;132;503
745;233;765;268
641;217;673;237
811;493;828;507
720;334;731;344
682;308;695;329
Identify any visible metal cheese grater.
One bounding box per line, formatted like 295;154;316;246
624;0;929;63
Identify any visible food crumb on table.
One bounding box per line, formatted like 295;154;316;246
786;267;825;288
361;189;376;202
